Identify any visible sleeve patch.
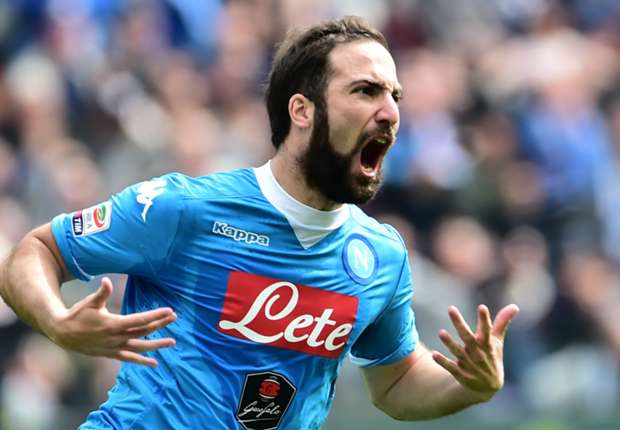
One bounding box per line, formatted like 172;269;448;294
72;201;112;237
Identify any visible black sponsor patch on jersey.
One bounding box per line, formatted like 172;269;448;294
236;371;296;430
72;212;84;236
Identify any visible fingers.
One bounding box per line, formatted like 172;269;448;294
432;351;459;375
123;337;176;353
124;312;178;337
88;277;114;309
431;351;474;383
448;306;476;347
438;329;467;363
109;337;176;367
437;305;513;397
439;326;490;374
490;304;520;341
112;350;159;367
477;305;493;349
115;308;177;333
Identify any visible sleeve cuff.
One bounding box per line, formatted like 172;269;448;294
51;215;94;282
350;327;419;368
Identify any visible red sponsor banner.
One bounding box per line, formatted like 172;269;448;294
218;272;358;358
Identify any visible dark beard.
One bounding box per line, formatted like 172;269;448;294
299;106;383;205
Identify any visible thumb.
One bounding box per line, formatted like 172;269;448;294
86;277;114;310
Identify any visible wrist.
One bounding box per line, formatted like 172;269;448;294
459;383;498;405
41;305;70;345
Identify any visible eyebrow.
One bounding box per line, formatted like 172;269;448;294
350;79;403;99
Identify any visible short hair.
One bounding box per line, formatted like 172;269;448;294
265;16;389;149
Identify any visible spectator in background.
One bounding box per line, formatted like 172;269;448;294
378;49;471;249
522;251;620;419
454;109;544;236
596;95;620;265
0;1;620;429
1;333;75;430
497;227;555;381
517;29;615;261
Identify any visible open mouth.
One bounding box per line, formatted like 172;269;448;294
360;135;393;175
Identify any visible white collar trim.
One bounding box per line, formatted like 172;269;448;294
253;161;350;249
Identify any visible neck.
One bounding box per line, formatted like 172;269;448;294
270;146;343;211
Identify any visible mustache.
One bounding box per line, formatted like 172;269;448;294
356;124;397;147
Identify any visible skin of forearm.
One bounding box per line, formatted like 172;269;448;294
0;234;67;339
372;348;492;421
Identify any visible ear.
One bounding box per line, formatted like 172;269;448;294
288;93;314;130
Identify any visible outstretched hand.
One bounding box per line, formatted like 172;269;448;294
432;304;519;400
50;277;177;367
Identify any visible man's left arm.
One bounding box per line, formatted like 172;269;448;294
362;304;519;421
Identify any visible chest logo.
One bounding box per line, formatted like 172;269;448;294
212;221;270;246
236;371;296;430
218;272;358;358
136;178;166;222
342;234;378;285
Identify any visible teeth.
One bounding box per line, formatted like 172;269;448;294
376;138;386;145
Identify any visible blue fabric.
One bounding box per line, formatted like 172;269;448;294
52;168;418;429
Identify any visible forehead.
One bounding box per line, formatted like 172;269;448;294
327;40;399;88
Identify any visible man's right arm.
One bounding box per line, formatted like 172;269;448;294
0;223;178;367
0;223;70;336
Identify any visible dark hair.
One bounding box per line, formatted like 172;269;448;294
265;16;389;149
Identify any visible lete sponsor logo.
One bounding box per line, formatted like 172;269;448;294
72;201;112;237
218;272;358;358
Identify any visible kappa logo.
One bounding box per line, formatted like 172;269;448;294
212;221;270;247
136;178;166;222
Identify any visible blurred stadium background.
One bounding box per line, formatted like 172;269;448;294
1;0;620;429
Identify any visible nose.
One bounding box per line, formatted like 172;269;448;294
375;93;400;130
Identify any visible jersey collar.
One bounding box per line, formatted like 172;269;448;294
253;161;350;249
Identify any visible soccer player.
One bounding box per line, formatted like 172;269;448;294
0;16;518;429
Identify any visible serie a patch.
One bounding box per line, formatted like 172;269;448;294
71;201;112;237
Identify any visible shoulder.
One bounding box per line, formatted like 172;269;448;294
193;168;260;197
348;206;407;258
130;168;260;202
349;206;405;245
109;168;261;224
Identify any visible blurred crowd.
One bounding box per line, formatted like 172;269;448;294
1;0;620;429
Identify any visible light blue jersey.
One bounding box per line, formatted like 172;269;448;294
51;163;418;430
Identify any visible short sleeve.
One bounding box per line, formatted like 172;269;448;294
349;247;419;368
51;174;185;281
